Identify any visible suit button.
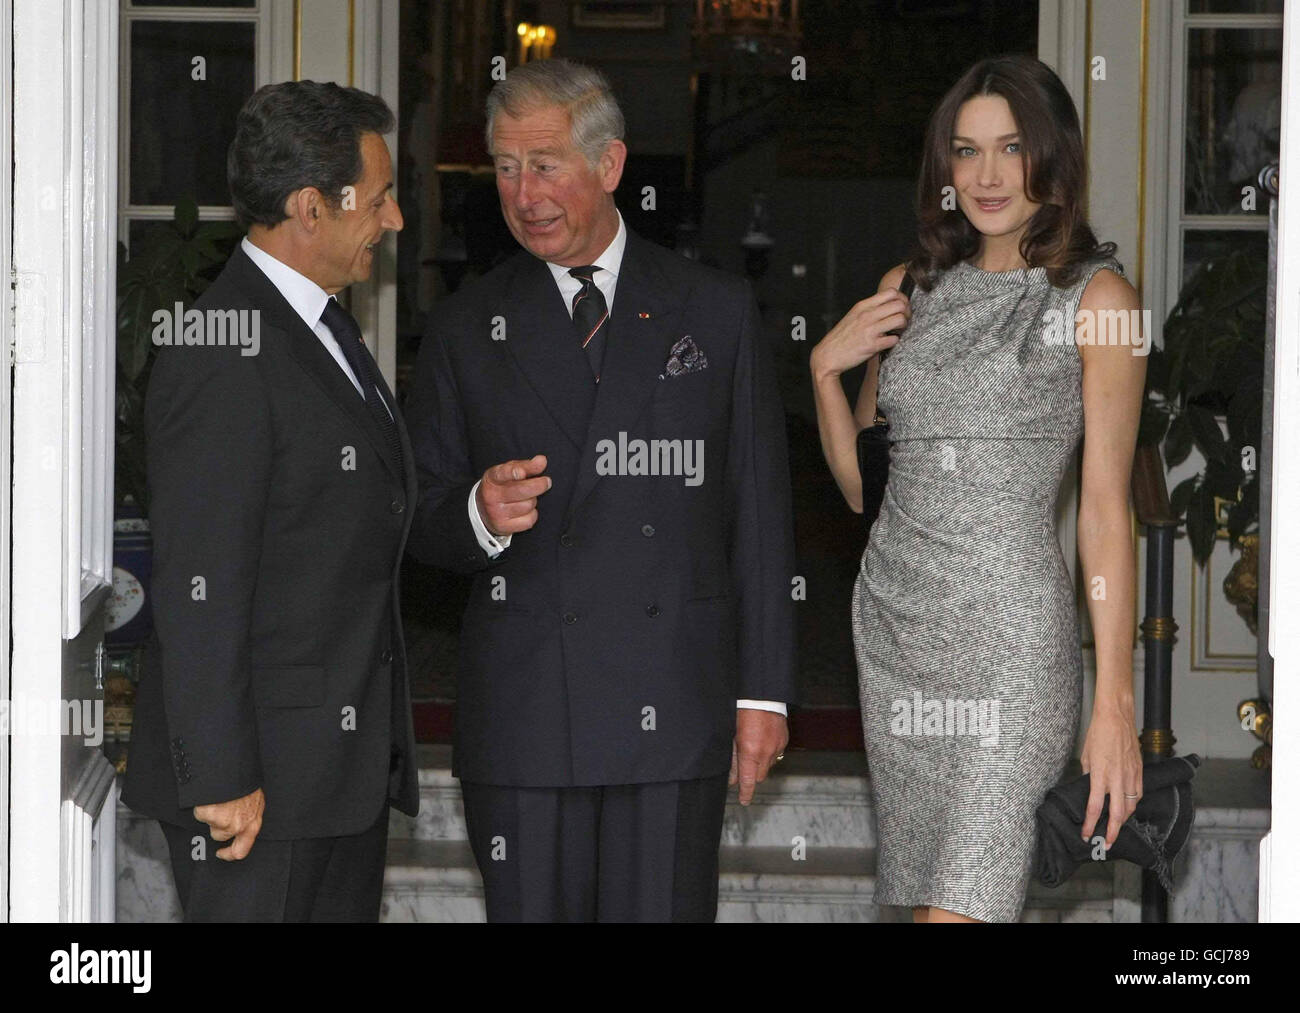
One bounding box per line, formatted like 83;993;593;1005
646;604;661;618
641;524;655;537
390;500;404;514
380;648;393;664
560;533;574;547
563;611;579;625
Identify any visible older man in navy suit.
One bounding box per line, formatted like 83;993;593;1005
405;59;797;921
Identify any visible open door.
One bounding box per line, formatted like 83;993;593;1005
0;0;12;924
8;0;118;922
1260;0;1300;923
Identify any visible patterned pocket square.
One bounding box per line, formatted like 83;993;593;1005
664;335;708;378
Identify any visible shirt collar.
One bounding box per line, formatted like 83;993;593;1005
241;235;333;333
544;210;627;286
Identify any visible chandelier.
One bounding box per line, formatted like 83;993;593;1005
692;1;801;70
693;1;801;39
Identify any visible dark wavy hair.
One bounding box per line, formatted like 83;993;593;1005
227;80;394;229
910;54;1115;290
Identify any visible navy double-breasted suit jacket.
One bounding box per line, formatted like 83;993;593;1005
405;228;797;787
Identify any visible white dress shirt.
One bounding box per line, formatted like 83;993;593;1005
241;236;390;416
464;214;785;717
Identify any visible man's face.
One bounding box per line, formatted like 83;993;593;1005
315;131;403;293
490;103;625;266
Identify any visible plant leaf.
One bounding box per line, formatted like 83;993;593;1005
174;197;199;236
1187;404;1228;464
1164;412;1194;467
1185;486;1218;565
1169;475;1198;518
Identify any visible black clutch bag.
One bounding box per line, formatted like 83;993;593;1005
857;267;915;537
1033;754;1200;890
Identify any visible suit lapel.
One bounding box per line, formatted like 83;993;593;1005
495;252;597;452
229;247;404;485
566;231;684;518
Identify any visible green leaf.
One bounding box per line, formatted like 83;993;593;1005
1187;404;1228;464
1144;345;1170;395
1169;475;1198;518
1226;498;1250;543
1227;369;1264;452
1164;412;1193;467
179;245;203;277
1185;486;1218;565
1203;456;1243;501
174;197;199;236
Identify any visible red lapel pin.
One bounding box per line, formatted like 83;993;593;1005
638;311;651;319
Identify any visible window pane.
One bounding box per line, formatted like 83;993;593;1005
126;217;240;262
1185;27;1281;215
129;19;255;206
1188;0;1283;13
127;219;172;260
1182;229;1267;290
130;1;255;6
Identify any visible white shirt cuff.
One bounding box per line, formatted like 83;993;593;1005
737;699;788;717
468;479;511;558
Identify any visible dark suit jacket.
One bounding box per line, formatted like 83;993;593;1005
121;245;420;840
405;227;797;787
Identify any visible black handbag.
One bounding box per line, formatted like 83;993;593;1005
856;267;915;537
1033;754;1200;890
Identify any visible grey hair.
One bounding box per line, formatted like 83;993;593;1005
485;58;625;167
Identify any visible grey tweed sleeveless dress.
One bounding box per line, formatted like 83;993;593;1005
852;255;1123;922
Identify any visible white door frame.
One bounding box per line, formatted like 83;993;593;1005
0;0;13;924
9;0;117;922
1260;0;1300;923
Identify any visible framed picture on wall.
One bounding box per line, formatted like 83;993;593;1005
570;3;666;30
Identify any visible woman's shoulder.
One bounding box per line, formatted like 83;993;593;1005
1077;253;1137;311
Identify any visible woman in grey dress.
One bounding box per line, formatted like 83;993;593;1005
810;55;1147;923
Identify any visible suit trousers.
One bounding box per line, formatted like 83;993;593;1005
460;774;729;922
160;803;389;922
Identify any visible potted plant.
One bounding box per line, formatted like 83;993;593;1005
1138;245;1266;633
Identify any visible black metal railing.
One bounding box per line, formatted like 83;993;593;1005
1131;442;1179;921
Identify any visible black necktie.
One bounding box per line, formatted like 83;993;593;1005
320;297;403;471
569;265;609;381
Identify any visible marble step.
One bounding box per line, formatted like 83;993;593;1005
390;745;875;850
380;838;1121;923
116;751;1265;922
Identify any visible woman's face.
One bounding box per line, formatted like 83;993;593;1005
950;94;1041;243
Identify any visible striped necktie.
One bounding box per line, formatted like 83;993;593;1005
569;265;608;381
320;297;403;471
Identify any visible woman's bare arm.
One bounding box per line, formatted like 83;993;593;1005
1075;266;1147;847
810;264;910;512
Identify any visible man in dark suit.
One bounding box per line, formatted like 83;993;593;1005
405;59;797;921
122;81;418;921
